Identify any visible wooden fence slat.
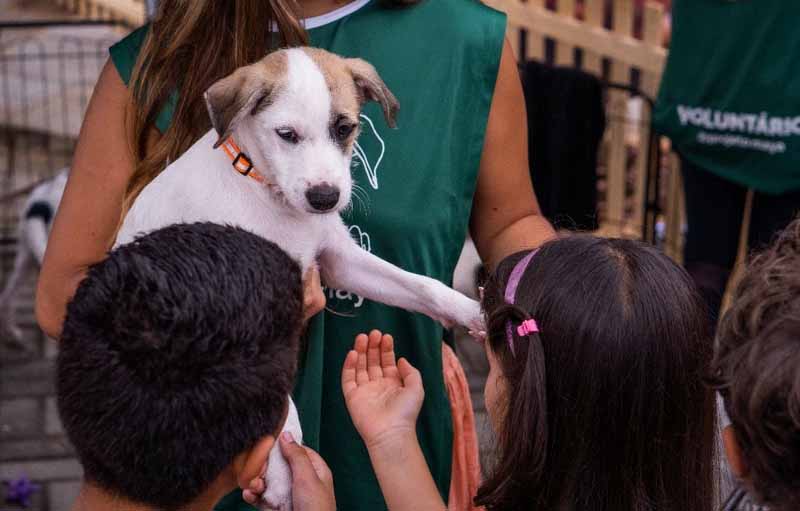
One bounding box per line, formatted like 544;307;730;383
640;2;664;97
630;1;665;235
484;0;667;75
55;0;145;26
524;0;546;61
554;0;576;66
509;24;523;61
602;0;634;235
582;0;605;75
664;154;684;262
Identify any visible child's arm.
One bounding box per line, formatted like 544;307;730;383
341;331;447;511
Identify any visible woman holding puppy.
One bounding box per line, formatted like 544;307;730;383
36;1;554;509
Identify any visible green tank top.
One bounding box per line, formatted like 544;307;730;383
653;0;800;194
110;2;505;509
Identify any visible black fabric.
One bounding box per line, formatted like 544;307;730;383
26;201;54;226
682;156;800;269
520;61;606;230
681;156;800;326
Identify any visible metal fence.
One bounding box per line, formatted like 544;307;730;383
0;20;127;282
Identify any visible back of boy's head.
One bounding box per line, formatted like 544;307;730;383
711;218;800;511
476;235;715;511
57;223;304;510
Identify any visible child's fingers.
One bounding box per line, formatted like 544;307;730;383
367;330;384;381
398;357;423;394
380;334;399;379
341;350;359;396
303;446;334;487
355;334;369;385
280;432;319;482
242;489;258;504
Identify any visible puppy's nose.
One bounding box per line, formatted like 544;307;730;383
306;184;340;212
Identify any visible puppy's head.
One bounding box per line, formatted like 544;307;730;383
204;48;399;215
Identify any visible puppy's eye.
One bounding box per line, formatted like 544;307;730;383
276;128;299;144
335;123;356;141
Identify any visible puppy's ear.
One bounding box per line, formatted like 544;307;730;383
346;58;400;128
204;64;276;149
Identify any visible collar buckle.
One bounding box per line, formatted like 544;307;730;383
232;152;253;177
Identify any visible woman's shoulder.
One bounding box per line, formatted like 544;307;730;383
109;24;149;86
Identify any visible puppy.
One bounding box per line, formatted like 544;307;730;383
115;47;482;510
0;169;68;348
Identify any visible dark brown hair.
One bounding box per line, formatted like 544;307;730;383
709;217;800;511
476;235;716;511
124;0;420;212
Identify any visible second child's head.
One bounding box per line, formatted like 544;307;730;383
57;223;304;511
710;218;800;511
476;235;716;511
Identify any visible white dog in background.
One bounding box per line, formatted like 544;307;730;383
115;47;483;510
0;169;68;349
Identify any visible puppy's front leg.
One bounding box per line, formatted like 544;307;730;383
261;396;302;511
320;227;483;332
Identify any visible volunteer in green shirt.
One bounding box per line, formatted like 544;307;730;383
654;0;800;326
36;1;554;510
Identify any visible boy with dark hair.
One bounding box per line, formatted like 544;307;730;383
56;223;333;511
710;217;800;511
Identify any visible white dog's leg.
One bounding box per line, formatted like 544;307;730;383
23;217;50;265
261;395;303;511
0;238;33;346
320;229;483;333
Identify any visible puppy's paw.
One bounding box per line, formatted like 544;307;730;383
260;397;303;511
435;294;483;333
261;455;292;511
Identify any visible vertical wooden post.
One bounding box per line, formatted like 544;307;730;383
554;0;576;66
582;0;604;76
664;154;685;262
631;2;665;236
604;0;634;236
509;23;523;62
525;0;546;62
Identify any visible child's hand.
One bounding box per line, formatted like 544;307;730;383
302;265;326;322
341;330;424;450
279;433;336;511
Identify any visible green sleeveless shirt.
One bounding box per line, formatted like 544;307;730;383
653;0;800;194
110;2;505;509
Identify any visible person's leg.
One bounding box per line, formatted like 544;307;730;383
681;157;746;328
747;188;800;252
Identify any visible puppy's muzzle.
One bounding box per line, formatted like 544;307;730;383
306;184;340;212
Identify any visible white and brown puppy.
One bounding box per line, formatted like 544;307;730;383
115;47;482;510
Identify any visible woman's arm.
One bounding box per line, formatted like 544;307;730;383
470;38;555;268
36;59;151;338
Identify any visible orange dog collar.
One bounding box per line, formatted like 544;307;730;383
220;138;270;185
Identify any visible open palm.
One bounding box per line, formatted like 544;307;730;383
341;330;424;449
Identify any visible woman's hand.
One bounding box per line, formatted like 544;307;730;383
341;330;424;450
302;265;326;322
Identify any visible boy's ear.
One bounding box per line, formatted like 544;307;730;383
234;435;277;489
722;426;749;479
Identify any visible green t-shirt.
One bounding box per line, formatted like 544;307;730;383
653;0;800;194
109;1;505;509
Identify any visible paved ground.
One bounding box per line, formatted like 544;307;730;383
0;279;81;511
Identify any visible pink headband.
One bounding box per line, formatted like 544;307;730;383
504;249;540;355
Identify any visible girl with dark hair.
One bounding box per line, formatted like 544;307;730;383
343;235;717;511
